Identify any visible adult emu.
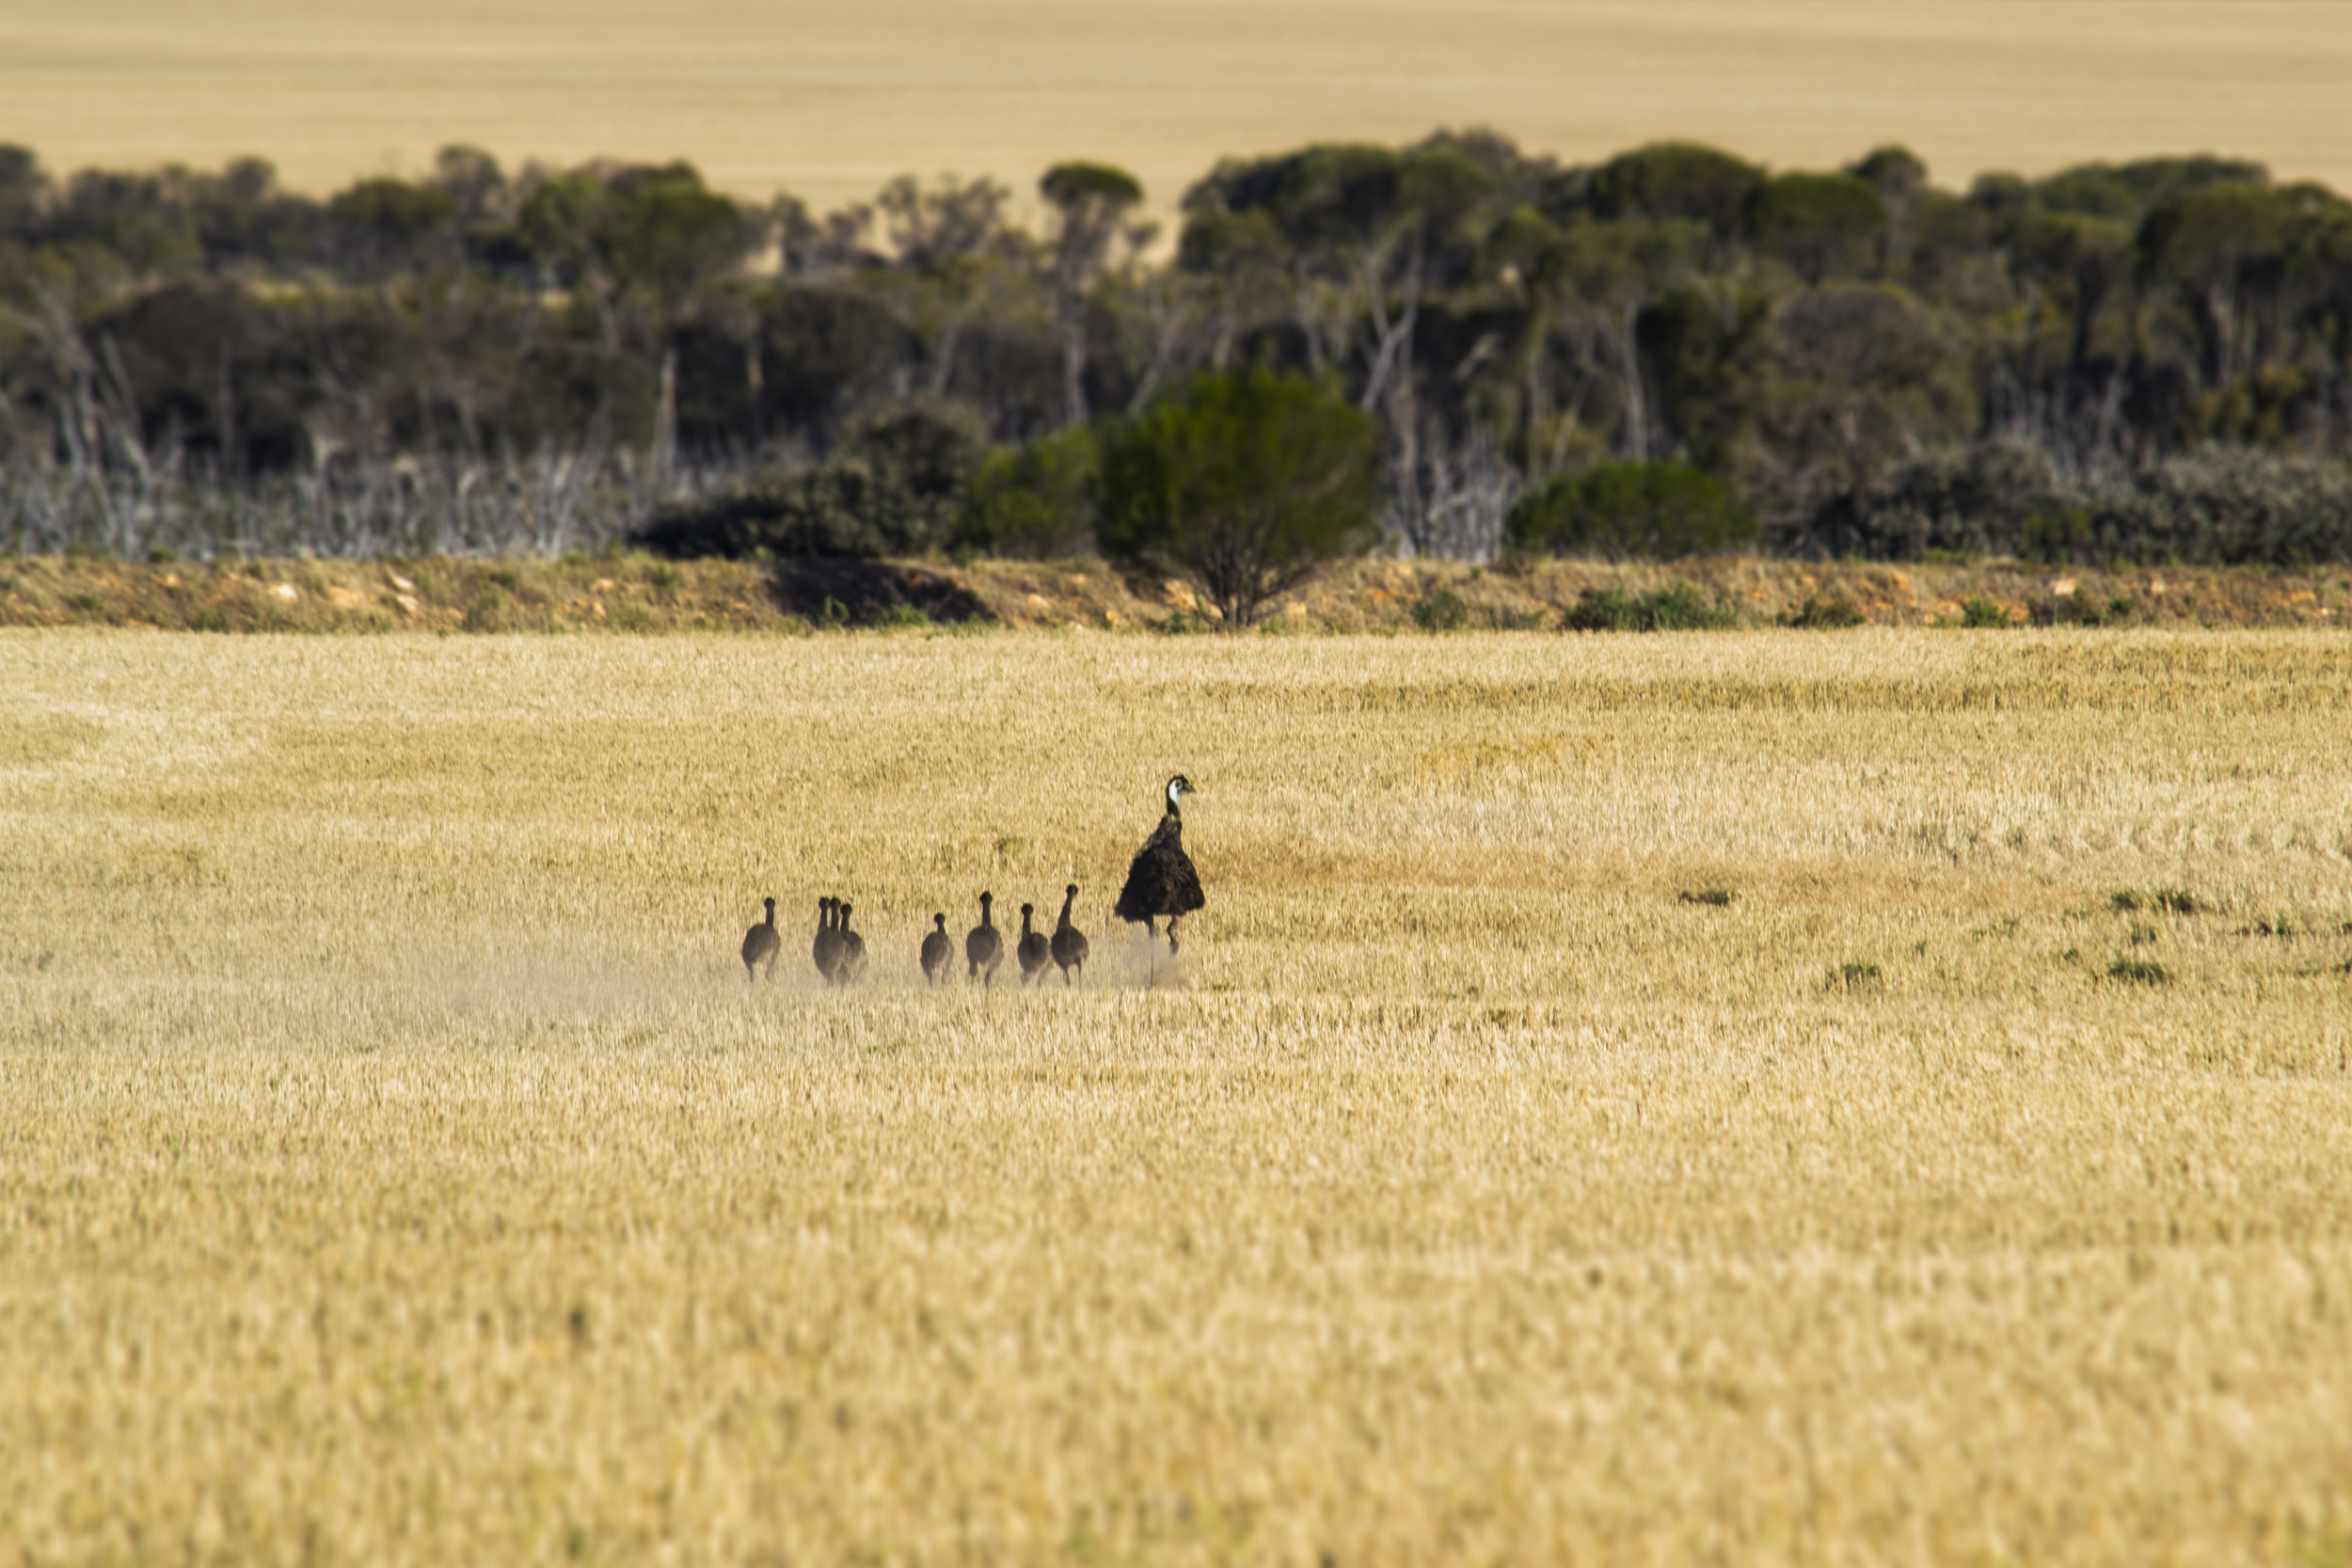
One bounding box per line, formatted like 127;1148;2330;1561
1115;774;1203;955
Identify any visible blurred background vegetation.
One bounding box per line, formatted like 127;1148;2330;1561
3;133;2350;567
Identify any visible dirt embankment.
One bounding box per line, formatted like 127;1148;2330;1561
2;553;2346;633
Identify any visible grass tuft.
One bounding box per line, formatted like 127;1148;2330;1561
1677;888;1738;907
2106;954;2174;986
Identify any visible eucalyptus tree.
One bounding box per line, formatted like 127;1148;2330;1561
1040;161;1148;427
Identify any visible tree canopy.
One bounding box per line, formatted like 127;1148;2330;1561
6;130;2352;568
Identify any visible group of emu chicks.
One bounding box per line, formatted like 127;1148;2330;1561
738;773;1205;990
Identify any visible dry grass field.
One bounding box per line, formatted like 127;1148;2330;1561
6;626;2352;1564
4;2;2348;213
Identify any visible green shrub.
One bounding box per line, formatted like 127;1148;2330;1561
1410;586;1470;631
634;396;988;560
1677;888;1737;907
961;427;1098;559
1098;370;1379;627
1812;439;2352;564
2153;887;2203;915
1507;459;1756;560
1787;595;1864;628
1960;597;2010;628
2106;954;2173;986
461;586;508;632
1564;582;1738;631
1828;960;1883;990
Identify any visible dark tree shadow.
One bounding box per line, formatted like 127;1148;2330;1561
763;560;993;626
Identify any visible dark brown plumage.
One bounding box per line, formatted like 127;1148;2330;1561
741;896;781;982
1051;883;1089;985
920;913;952;987
1016;902;1050;986
965;891;1004;988
813;896;845;984
1115;774;1204;954
837;901;867;985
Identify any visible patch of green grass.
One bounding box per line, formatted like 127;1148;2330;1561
2153;887;2203;915
872;602;931;629
2242;914;2298;938
646;563;684;594
1968;915;2020;941
2106;954;2173;986
2109;889;2146;913
1564;583;1738;633
1827;960;1883;990
1677;888;1737;908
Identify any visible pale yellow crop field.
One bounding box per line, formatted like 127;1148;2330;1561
3;2;2348;214
5;626;2352;1565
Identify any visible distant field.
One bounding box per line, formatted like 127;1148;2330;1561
5;628;2351;1562
3;1;2347;213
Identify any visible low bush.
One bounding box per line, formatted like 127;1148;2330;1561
961;427;1098;559
1508;459;1757;560
1808;440;2352;565
634;397;987;560
1410;586;1470;631
1960;597;2010;627
1564;582;1738;631
1787;595;1864;628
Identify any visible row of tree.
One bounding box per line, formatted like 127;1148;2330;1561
3;133;2350;564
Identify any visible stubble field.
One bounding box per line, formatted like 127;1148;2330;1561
5;626;2352;1565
